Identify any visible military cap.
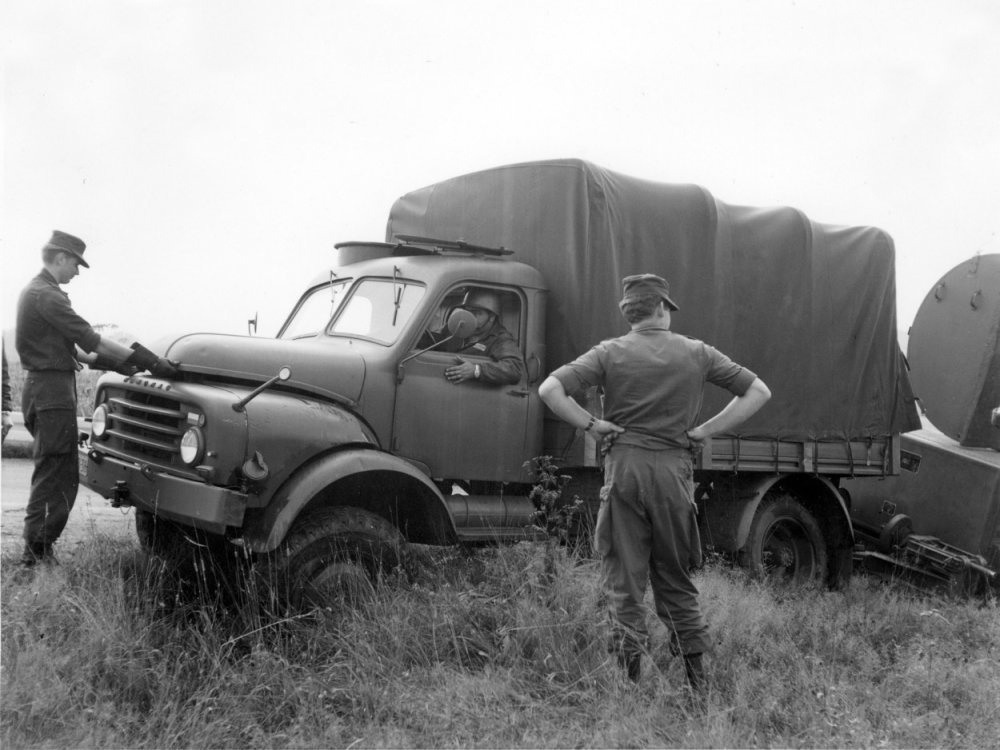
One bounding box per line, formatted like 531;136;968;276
620;273;678;311
43;230;89;268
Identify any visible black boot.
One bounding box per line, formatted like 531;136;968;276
618;651;641;683
610;629;644;684
20;542;45;566
684;652;706;695
20;542;54;567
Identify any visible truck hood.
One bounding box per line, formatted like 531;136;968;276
163;333;365;405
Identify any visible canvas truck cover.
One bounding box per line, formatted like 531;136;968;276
386;159;920;442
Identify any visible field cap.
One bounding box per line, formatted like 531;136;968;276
43;230;89;268
620;273;678;311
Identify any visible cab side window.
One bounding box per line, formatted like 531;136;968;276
420;286;522;349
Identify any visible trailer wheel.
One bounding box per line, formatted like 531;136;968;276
257;506;409;612
741;494;828;585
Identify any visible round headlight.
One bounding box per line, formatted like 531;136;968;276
179;427;204;465
91;404;109;439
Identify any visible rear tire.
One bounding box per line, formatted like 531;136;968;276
741;494;829;585
256;506;409;612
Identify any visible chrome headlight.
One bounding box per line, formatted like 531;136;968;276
91;404;109;439
179;427;205;465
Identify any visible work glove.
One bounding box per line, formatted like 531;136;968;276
88;353;139;376
126;342;179;379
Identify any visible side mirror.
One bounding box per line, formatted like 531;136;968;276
446;308;476;340
233;365;293;412
397;307;477;383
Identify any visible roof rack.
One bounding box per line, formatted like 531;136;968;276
332;237;513;265
394;234;513;257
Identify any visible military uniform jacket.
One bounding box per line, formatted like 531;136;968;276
552;327;757;450
435;321;525;385
16;270;101;372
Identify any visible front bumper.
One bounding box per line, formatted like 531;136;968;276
85;452;248;535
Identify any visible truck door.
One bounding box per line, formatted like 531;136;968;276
392;286;532;484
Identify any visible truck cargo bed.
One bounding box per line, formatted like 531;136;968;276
699;435;900;475
388;158;920;449
548;412;901;476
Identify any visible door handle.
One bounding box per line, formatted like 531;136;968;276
507;389;530;398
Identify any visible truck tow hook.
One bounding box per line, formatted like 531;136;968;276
111;480;131;508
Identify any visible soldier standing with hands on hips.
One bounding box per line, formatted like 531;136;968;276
539;273;771;695
15;230;179;566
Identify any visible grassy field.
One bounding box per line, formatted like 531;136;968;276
1;534;997;749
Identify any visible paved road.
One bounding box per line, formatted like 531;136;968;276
1;456;136;559
2;411;34;457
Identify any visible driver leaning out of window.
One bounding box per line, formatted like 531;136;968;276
425;290;525;386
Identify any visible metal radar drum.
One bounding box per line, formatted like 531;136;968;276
906;254;1000;450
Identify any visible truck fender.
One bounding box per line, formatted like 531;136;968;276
241;447;457;553
702;473;853;552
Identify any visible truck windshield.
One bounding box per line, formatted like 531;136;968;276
329;278;426;345
279;278;351;340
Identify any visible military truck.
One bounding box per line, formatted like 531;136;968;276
84;159;956;604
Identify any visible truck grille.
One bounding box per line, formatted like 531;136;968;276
102;387;187;466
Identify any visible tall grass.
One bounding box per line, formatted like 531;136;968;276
2;534;998;749
5;357;100;418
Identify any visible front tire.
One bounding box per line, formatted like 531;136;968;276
741;494;829;585
134;509;248;605
257;506;409;612
135;508;188;555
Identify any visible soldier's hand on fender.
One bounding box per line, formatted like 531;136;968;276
125;342;177;379
150;358;179;379
445;357;475;384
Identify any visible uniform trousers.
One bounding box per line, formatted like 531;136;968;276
21;371;80;547
595;443;710;657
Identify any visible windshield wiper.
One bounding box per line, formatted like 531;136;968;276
392;265;402;326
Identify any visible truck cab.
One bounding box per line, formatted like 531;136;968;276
279;241;547;485
85;239;552;608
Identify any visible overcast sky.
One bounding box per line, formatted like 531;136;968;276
3;0;998;348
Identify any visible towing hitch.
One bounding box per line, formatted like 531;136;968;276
111;480;132;508
854;527;996;596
